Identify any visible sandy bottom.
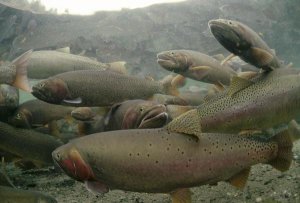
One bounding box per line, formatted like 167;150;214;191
6;141;300;203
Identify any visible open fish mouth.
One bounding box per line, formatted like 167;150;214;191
31;86;47;101
138;105;168;129
156;53;178;70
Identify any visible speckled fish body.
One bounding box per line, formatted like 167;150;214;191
0;121;62;166
9;99;74;128
0;186;57;203
0;50;32;92
32;70;176;107
157;49;236;85
169;68;300;134
52;128;291;194
208;19;281;71
0;85;19;122
26;50;108;79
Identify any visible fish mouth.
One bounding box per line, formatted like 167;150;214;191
138;104;168;129
31;86;48;101
156;53;179;70
52;146;94;182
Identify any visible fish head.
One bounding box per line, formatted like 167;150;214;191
9;108;32;128
71;107;95;121
122;100;168;129
157;50;190;72
32;78;69;104
52;144;94;182
208;19;251;54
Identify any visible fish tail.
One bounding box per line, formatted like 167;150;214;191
12;50;32;92
268;129;293;172
161;75;184;97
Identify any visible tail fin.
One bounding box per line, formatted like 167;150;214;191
12;50;32;92
268;129;293;172
161;75;181;96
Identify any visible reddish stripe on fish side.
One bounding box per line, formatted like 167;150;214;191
69;149;94;181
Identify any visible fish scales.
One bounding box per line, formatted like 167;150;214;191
10;99;74;128
54;70;165;106
57;128;278;193
27;51;108;79
171;69;300;134
0;121;62;165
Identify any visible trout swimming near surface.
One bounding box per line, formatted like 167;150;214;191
25;50;126;79
31;70;179;107
157;49;236;86
52;128;293;203
208;19;281;71
167;68;300;136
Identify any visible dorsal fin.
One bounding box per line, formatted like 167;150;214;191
166;109;201;140
228;76;254;96
228;167;251;189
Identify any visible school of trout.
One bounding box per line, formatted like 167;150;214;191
0;18;299;203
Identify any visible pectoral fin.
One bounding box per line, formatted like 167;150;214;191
189;66;211;80
228;76;254;96
170;188;192;203
237;71;259;80
228;167;251;189
63;97;82;104
221;53;236;65
166;109;201;140
250;47;274;67
85;181;109;194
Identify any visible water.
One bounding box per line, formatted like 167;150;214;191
0;0;299;203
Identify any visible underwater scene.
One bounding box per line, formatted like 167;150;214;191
0;0;299;202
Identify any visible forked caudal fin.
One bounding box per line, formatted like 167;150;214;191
12;49;33;92
268;129;293;172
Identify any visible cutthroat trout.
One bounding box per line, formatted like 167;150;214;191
208;19;281;71
167;68;300;136
9;99;74;129
52;128;292;203
157;50;236;86
0;122;62;166
104;100;168;130
31;70;178;106
26;50;109;79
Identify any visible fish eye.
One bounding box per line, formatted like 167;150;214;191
39;83;45;88
16;113;21;119
228;21;233;25
139;107;144;112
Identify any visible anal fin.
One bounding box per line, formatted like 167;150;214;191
170;188;192;203
228;167;251;189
